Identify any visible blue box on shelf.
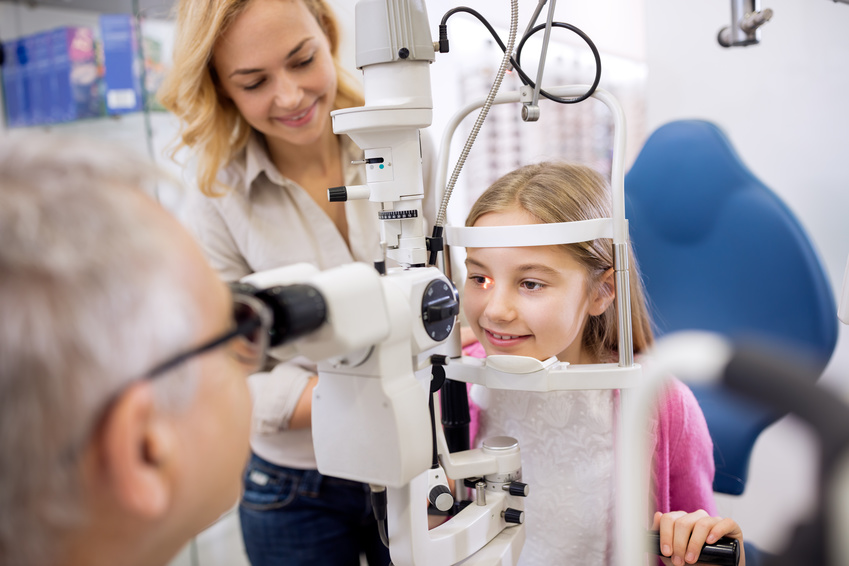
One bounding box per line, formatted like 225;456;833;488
16;36;34;126
99;13;143;115
2;40;23;127
51;26;102;123
30;31;52;125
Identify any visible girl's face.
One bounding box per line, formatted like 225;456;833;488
212;0;337;149
463;208;611;364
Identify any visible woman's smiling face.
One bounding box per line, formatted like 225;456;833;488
212;0;338;150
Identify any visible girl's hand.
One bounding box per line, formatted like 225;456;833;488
651;510;746;566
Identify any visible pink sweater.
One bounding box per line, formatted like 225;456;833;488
462;341;716;516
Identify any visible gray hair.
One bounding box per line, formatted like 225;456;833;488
0;133;202;564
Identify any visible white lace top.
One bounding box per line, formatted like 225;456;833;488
471;385;617;566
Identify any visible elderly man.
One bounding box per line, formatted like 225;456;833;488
0;134;265;566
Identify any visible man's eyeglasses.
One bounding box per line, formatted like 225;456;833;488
61;291;272;465
144;292;272;379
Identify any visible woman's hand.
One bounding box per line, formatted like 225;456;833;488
651;510;746;566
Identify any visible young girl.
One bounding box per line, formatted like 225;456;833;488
461;161;745;566
158;0;433;564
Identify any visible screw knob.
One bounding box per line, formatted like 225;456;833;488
503;481;529;497
503;508;524;525
428;484;453;512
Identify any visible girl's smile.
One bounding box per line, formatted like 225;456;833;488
482;328;531;349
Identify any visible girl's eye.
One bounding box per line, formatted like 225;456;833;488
469;275;493;289
521;281;545;291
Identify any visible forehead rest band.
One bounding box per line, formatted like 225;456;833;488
445;217;620;248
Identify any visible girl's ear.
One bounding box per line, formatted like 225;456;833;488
588;267;616;316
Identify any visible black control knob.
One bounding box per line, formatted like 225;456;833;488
503;508;524;525
428;484;454;512
503;482;529;497
327;186;347;202
421;279;459;342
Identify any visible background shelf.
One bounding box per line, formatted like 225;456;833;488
0;0;174;18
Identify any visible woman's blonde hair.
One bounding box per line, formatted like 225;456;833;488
465;161;654;362
158;0;364;196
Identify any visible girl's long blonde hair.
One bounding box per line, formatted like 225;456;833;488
158;0;364;196
466;161;654;362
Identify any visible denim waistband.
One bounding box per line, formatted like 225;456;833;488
248;452;366;496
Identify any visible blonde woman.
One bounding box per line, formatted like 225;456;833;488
159;0;437;563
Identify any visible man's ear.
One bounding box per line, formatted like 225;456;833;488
589;267;616;316
99;382;175;519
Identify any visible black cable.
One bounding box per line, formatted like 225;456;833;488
441;7;503;49
370;486;390;548
377;519;390;549
515;22;602;105
429;364;446;468
439;7;601;105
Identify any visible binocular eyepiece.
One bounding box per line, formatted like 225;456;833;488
230;282;328;347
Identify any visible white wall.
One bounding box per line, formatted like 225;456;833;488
423;0;645;59
645;0;849;295
644;0;849;554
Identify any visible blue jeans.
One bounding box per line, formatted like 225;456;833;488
239;453;391;566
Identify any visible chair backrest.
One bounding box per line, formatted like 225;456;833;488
624;119;838;495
